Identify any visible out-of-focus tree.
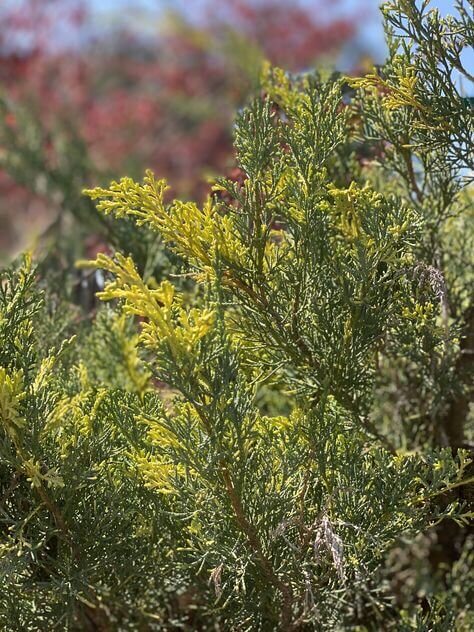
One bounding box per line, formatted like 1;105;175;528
0;0;362;261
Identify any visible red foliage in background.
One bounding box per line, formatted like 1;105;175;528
206;0;356;70
0;0;362;256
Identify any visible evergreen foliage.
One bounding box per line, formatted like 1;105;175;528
1;1;473;629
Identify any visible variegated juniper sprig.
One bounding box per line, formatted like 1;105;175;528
1;1;473;629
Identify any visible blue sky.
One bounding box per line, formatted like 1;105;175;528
86;0;472;78
3;0;472;76
85;0;468;62
90;0;387;59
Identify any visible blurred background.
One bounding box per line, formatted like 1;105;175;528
0;0;387;263
0;0;458;264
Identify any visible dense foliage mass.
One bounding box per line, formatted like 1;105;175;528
1;1;473;630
